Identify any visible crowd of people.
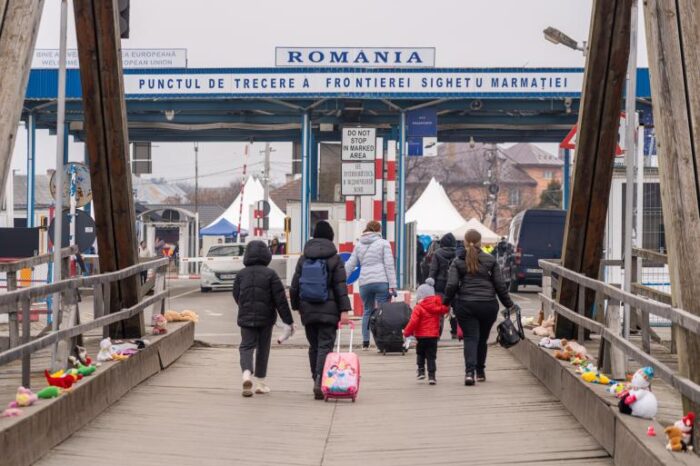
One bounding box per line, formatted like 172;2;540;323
231;220;516;398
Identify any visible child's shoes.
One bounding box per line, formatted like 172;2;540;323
255;378;271;394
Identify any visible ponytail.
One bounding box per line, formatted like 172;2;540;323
464;229;482;275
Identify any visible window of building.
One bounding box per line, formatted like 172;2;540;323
621;182;666;264
508;188;521;206
543;170;554;180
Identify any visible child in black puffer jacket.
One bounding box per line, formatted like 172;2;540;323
233;240;294;397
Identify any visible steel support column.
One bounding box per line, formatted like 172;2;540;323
26;113;36;227
300;112;310;249
397;112;407;289
309;129;318;201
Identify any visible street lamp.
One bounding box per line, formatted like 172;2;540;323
543;27;586;55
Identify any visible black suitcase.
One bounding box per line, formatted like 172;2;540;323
370;301;412;354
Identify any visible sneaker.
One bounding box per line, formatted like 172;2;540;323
428;374;437;385
255;379;271;394
417;368;426;380
242;370;253;397
464;371;475;386
476;371;486;382
362;341;370;351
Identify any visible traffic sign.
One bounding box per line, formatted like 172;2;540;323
50;162;93;208
48;210;97;252
340;252;361;285
342;127;376;161
561;113;625;155
341;162;376;196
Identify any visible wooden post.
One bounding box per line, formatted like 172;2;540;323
555;0;633;339
73;0;142;338
6;272;19;348
644;0;700;448
20;297;31;387
0;0;44;206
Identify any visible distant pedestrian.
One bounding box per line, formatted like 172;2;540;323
416;239;426;284
154;236;165;256
343;220;397;350
138;240;150;284
233;240;294;397
444;229;515;386
429;232;458;338
403;278;449;385
290;221;351;400
269;236;285;255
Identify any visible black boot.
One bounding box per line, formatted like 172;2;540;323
313;377;324;400
464;371;475;386
476;370;486;382
416;368;426;380
428;373;436;385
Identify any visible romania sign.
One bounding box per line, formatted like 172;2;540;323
275;47;435;68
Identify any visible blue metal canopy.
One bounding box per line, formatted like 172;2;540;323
199;218;243;237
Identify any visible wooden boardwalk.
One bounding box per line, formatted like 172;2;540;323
36;342;611;465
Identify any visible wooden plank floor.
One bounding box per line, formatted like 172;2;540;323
36;343;611;466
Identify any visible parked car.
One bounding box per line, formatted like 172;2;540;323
502;209;566;292
199;243;246;292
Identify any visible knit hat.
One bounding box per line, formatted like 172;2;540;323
313;220;334;241
416;278;435;302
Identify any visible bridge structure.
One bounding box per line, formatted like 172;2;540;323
2;0;700;465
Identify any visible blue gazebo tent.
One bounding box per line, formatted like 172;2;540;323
199;218;246;237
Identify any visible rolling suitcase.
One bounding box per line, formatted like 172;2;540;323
371;301;412;354
321;321;360;402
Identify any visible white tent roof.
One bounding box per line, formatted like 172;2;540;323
452;218;500;244
207;177;285;231
406;178;467;235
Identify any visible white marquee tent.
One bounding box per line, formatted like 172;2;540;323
206;177;286;233
406;177;467;236
452;217;500;244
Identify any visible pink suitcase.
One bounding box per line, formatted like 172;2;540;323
321;321;360;402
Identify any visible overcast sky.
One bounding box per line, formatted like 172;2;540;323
10;0;649;187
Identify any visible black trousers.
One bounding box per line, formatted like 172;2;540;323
416;337;439;375
305;323;337;382
454;300;499;373
239;325;274;378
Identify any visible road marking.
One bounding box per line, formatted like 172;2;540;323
170;288;200;300
205;310;223;316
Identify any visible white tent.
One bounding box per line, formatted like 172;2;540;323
206;177;285;232
406;178;467;236
452;217;500;244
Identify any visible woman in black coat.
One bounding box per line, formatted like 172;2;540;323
290;221;352;400
444;229;515;386
233;240;293;396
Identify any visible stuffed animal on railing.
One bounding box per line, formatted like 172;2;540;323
673;412;695;448
618;367;658;419
7;386;37;408
164;310;199;323
152;314;168;335
532;316;555;337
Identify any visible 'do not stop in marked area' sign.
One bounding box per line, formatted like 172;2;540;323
342;127;376;161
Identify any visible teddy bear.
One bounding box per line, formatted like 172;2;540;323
674;412;695;447
532;316;555;337
164;310;199;323
618;367;658;419
666;426;689;452
7;386;37;408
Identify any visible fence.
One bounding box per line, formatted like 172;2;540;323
0;255;169;387
539;258;700;407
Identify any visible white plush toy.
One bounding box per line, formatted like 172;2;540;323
97;337;114;362
618;367;658;419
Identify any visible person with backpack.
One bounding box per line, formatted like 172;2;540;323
429;232;458;339
233;241;294;397
444;229;516;386
290;221;352;400
343;220;397;350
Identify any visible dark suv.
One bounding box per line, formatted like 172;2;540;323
502;209;566;292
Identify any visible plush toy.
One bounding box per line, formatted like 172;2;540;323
44;369;76;389
674;412;695;446
72;345;92;366
581;370;611;385
533;316;555;337
1;408;22;417
7;386;37;408
68;356;97;376
554;349;572;361
152;314;168;335
538;337;564;349
561;339;588;357
608;382;627;396
97;338;115;362
164;310;199;323
666;426;689;452
37;386;62;399
618;367;658;419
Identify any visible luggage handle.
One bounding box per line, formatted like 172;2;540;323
336;320;355;353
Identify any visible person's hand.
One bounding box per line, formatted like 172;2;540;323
340;311;350;324
389;288;397;298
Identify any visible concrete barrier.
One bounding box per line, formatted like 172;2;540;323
0;321;194;466
509;335;700;465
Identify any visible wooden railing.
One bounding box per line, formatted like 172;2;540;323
0;256;169;387
539;259;700;406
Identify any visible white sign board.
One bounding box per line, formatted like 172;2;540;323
275;47;435;68
33;48;187;69
342;163;376;196
342;128;376;161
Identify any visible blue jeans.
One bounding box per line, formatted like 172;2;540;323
360;282;390;343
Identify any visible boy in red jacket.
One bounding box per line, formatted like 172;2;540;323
403;278;449;384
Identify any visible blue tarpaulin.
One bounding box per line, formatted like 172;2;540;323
200;218;246;237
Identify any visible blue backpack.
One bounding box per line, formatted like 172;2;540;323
299;258;329;303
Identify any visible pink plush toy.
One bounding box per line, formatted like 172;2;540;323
8;386;37;408
2;407;22;417
151;314;168;335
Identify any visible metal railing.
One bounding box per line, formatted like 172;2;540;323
540;258;700;406
0;256;169;387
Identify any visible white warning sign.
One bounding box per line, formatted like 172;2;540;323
342;127;376;161
341;162;376;196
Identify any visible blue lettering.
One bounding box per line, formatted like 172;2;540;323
555;77;562;88
303;78;309;88
476;78;483;88
491;78;500;88
374;51;388;64
138;79;145;89
406;51;422;63
330;51;348;63
354;51;369;63
309;51;324;63
287;51;302;63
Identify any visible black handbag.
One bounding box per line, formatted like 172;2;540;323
496;305;525;348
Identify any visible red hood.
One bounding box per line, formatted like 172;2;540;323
418;295;446;314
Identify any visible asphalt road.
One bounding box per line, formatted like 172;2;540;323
165;278;543;346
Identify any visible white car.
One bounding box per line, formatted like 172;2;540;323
199;244;246;292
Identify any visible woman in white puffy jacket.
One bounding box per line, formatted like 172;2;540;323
344;220;397;349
